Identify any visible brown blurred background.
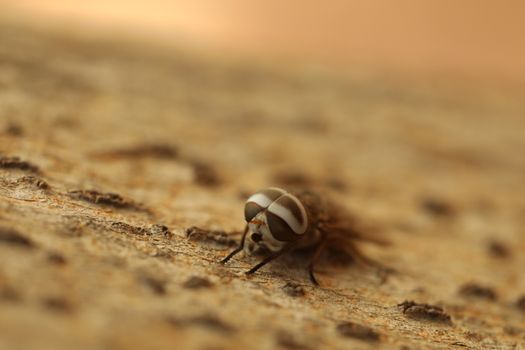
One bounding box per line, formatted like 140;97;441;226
2;2;525;349
3;0;525;84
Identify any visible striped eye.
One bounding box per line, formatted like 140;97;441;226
244;202;263;222
266;211;298;241
244;188;308;242
244;187;286;222
267;193;308;239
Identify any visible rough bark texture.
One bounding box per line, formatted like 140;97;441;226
1;21;524;350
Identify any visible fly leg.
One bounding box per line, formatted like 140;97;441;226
245;242;297;275
308;233;327;286
220;225;249;264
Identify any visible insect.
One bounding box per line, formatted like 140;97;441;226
221;187;387;285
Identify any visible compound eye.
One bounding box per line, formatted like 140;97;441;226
244;188;286;222
266;211;297;242
244;202;263;222
267;193;308;234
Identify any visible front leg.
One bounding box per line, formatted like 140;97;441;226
308;232;327;285
220;225;249;264
246;241;297;275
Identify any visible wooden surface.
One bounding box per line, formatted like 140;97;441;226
0;22;524;350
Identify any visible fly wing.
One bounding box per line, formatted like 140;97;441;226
317;193;390;246
290;188;389;246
